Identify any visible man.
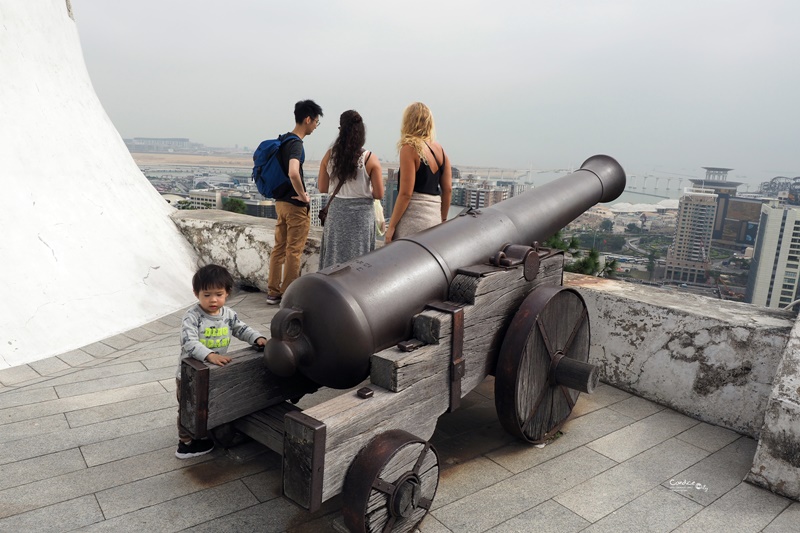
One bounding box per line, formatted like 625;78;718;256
266;99;323;305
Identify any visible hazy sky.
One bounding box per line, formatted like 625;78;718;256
71;0;798;187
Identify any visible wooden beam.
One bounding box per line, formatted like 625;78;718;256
179;347;317;439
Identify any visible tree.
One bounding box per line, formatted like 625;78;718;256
625;222;642;234
223;198;247;214
565;248;601;275
599;218;614;232
646;250;658;280
543;230;580;254
600;257;619;279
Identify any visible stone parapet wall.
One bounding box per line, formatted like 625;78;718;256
747;317;800;499
566;274;794;438
170;210;322;292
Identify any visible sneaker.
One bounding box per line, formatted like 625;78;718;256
175;439;214;459
266;294;282;305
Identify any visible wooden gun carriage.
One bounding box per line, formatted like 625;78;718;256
179;156;626;532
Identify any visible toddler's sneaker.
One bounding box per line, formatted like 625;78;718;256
266;294;282;305
175;439;214;459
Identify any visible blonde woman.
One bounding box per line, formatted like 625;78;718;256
385;102;452;243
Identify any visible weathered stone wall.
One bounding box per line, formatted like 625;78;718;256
747;317;800;499
170;210;322;291
566;274;794;438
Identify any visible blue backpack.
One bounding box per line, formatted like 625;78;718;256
251;133;301;198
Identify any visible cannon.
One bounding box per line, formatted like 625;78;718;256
265;155;625;389
179;155;626;533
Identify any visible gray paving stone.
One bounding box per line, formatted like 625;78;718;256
0;382;164;427
470;375;495;400
606;395;665;420
184;487;341;533
663;436;757;506
123;327;157;343
95;454;270;518
570;384;632;417
81;425;178;467
28;356;70;376
158;313;184;328
586;408;699;462
579;486;702;533
417;513;459;533
107;343;180;362
435;396;499;438
675;421;742;452
0;364;39;386
763;502;800;533
554;437;708;523
141;355;176;370
0;448;86;491
53;366;174;398
0;407;174;467
0;495;103;532
6;375;48;388
433;420;518;467
158;378;174;391
432;456;513;510
0;445;213;519
84;480;259;533
432;447;616;533
57;349;97;367
66;390;174;428
0;413;69;443
672;482;790;532
140;320;178;334
0;386;57;410
240;463;285;502
27;361;148;391
99;333;139;350
486;499;589;533
487;407;634;473
81;341;118;357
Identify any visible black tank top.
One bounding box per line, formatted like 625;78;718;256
413;143;445;196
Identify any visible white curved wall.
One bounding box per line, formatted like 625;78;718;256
0;1;198;368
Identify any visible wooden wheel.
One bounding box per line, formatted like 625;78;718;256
342;430;439;533
495;285;597;443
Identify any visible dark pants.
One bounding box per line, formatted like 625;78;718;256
176;378;192;443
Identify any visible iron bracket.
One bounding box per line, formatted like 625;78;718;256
426;301;465;412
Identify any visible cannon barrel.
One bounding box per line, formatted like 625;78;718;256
265;155;626;388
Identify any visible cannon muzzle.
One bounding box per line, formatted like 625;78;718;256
265;155;626;388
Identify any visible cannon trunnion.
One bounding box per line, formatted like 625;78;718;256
179;155;626;532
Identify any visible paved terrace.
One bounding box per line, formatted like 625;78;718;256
1;291;798;533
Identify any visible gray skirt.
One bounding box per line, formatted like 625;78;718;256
394;192;442;239
319;197;376;270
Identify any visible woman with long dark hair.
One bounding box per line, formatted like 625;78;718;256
318;110;384;270
385;102;452;243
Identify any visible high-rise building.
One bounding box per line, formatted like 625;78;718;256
664;187;718;283
687;167;761;249
745;201;800;310
310;193;329;228
383;168;400;220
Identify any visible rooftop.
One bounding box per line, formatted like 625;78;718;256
1;291;797;532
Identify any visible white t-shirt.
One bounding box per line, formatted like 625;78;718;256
327;150;374;199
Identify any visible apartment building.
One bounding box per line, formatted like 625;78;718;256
746;201;800;309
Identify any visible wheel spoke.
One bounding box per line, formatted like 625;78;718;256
562;307;588;356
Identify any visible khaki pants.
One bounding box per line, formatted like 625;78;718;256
268;201;311;296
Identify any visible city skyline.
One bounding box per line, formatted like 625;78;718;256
71;1;799;189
